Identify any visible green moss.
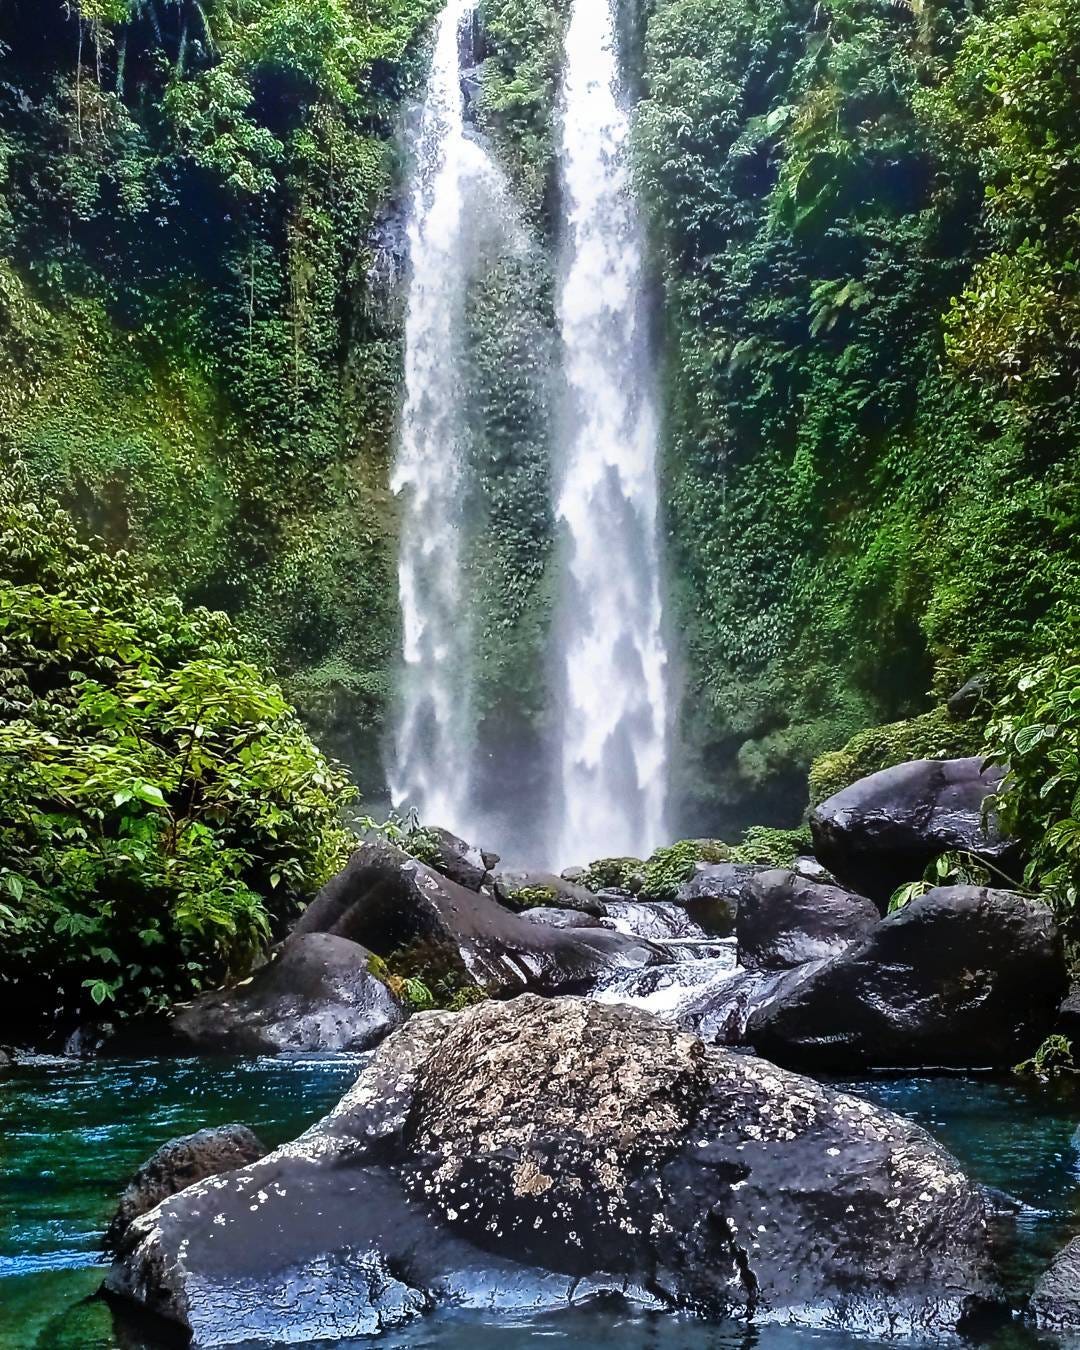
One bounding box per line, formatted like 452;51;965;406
728;826;812;868
581;856;646;893
639;840;732;901
808;706;983;806
506;884;561;909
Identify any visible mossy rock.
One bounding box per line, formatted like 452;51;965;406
639;840;733;901
808;707;984;807
728;826;813;869
581;857;645;893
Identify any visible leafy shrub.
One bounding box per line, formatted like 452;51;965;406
0;489;356;1025
727;825;812;868
580;857;645;893
1014;1035;1078;1083
504;884;560;910
809;707;982;806
639;840;731;901
985;654;1080;912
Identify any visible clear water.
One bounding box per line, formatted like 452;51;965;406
3;1056;1079;1348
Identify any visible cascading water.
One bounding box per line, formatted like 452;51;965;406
550;0;671;867
389;0;498;836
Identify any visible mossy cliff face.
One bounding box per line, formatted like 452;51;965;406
0;0;443;790
635;0;1080;833
3;0;1080;837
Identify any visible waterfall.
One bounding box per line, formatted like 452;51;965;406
389;0;499;836
550;0;671;866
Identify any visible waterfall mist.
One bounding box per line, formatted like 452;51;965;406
548;0;671;866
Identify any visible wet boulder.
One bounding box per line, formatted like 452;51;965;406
810;757;1020;905
737;869;879;970
674;862;767;936
294;843;667;997
490;869;606;917
106;996;997;1344
519;906;609;930
104;1124;266;1252
425;827;496;891
1032;1234;1080;1330
170;932;405;1055
678;962;827;1047
747;886;1065;1070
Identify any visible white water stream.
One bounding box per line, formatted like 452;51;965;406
550;0;670;867
389;0;505;837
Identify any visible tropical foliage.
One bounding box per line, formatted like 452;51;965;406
0;484;355;1024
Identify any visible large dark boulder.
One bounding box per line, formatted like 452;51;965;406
426;827;496;891
106;996;997;1343
170;932;404;1054
678;963;827;1047
737;869;879;970
294;843;667;996
1032;1235;1080;1330
674;862;767;936
747;886;1065;1069
810;757;1020;904
104;1124;266;1252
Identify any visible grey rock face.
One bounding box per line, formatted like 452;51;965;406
105;1124;266;1252
810;757;1020;904
294;843;668;997
747;886;1065;1069
106;997;998;1345
1032;1234;1080;1329
170;932;404;1055
736;869;879;970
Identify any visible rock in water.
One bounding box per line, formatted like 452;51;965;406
106;997;998;1343
736;869;879;970
747;886;1065;1069
104;1124;265;1252
1032;1235;1080;1329
810;757;1020;904
170;932;405;1054
295;843;664;996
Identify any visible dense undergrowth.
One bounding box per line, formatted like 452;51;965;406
0;0;443;787
0;481;355;1024
636;0;1080;832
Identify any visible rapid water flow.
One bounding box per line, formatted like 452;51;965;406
550;0;671;867
389;0;496;837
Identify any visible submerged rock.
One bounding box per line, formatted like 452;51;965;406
810;757;1020;905
747;886;1065;1069
106;996;998;1344
736;869;878;970
294;843;667;997
170;932;404;1055
1032;1234;1080;1330
105;1123;266;1253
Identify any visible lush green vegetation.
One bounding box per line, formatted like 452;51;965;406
0;0;443;787
0;483;355;1025
986;654;1080;914
637;0;1080;833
